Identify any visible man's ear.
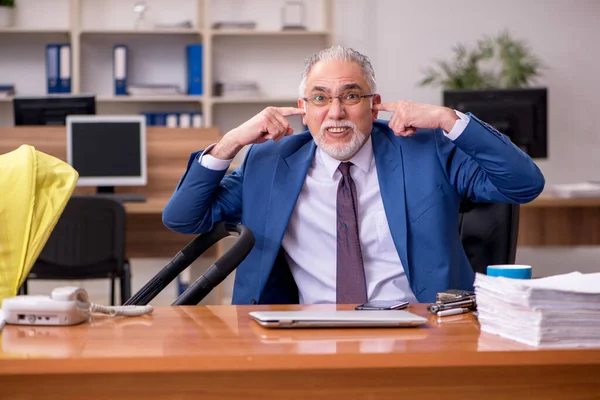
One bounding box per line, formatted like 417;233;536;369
372;94;381;122
298;98;307;126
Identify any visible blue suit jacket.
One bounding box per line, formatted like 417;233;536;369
163;115;545;304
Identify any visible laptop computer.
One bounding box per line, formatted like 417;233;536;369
249;310;428;329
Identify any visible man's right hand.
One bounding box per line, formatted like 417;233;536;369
210;106;305;160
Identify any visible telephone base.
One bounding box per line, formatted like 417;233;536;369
2;295;88;326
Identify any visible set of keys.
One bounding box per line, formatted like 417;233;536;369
428;289;476;317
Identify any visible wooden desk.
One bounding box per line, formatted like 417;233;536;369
1;304;599;399
519;193;600;246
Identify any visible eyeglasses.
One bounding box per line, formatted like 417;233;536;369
302;93;376;107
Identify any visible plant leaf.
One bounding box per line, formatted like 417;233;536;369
417;29;545;90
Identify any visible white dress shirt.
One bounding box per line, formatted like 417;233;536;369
200;112;470;304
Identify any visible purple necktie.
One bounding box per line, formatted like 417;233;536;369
336;162;367;304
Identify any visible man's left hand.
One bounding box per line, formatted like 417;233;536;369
374;100;459;137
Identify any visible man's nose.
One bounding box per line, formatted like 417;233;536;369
326;98;346;119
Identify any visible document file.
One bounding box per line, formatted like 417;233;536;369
475;272;600;348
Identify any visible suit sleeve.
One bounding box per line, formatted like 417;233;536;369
162;148;250;234
436;113;545;203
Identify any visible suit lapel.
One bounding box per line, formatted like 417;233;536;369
258;139;316;292
372;127;410;282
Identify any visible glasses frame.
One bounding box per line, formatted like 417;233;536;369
301;93;376;107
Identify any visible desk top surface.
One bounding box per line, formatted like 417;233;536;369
1;304;599;375
124;197;170;214
523;192;600;208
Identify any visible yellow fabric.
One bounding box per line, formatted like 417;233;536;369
0;145;78;305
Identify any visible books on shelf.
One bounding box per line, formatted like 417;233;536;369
213;81;260;98
59;44;72;93
110;43;202;97
128;84;182;96
142;112;203;128
46;44;71;94
154;20;194;30
113;45;128;96
186;44;203;95
474;272;600;348
212;21;257;30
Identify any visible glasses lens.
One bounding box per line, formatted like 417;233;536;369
308;93;370;107
310;95;329;107
341;93;363;106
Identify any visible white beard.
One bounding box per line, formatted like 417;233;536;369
315;120;367;161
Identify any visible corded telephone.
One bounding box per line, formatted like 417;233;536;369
1;286;153;327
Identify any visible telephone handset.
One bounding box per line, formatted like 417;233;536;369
2;286;153;326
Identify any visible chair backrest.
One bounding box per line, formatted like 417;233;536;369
458;201;520;275
30;195;126;279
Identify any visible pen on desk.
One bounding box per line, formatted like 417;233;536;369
436;307;470;317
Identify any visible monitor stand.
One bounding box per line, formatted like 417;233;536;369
96;186;147;203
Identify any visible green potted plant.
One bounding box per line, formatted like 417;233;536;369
419;30;549;159
419;30;544;90
0;0;15;28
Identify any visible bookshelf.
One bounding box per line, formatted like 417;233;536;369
0;0;335;134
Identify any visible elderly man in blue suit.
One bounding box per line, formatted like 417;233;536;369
163;45;545;305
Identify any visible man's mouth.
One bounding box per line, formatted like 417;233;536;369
325;126;351;135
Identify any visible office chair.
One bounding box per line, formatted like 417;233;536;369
125;222;255;306
458;200;520;275
19;195;131;305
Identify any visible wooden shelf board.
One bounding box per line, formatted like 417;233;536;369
0;27;69;34
210;29;329;37
211;97;298;104
96;95;203;103
80;28;200;35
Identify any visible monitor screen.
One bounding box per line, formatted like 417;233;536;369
443;88;547;158
66;115;147;189
13;95;96;126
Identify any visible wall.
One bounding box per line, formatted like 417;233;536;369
334;0;600;278
2;0;599;184
337;0;600;186
17;0;600;303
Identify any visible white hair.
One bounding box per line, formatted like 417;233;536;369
298;45;377;97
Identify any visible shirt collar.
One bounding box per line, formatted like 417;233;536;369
315;134;374;179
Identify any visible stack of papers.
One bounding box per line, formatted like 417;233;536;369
474;272;600;348
213;81;260;98
128;84;182;96
551;182;600;198
0;85;15;99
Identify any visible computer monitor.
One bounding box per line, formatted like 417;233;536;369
13;94;96;126
66;115;147;199
443;88;547;158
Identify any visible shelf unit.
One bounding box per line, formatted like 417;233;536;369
0;0;335;131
